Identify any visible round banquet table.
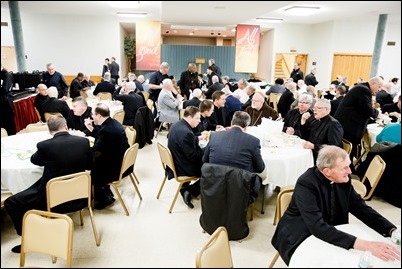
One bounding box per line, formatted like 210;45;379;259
289;223;401;268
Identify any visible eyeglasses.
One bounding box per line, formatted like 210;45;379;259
299;102;310;105
313;106;327;110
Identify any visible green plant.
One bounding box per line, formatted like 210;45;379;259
124;36;135;72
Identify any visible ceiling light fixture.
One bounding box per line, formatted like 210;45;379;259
116;12;147;18
284;6;320;16
111;1;140;9
256;18;284;23
170;25;226;31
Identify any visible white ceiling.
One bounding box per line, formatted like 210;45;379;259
1;1;401;37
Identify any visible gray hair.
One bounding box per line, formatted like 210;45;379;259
47;115;66;133
212;75;219;84
231;111;251;128
160;62;170;69
192;88;202;98
316;145;349;170
47;86;58;98
162;78;173;88
103;72;111;81
298;93;313;103
125;81;136;92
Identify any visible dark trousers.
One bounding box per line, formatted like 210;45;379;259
180;180;200;198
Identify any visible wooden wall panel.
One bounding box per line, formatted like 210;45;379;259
332;53;372;86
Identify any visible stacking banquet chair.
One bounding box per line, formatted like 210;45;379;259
1;127;8;137
108;143;142;216
44;112;63;122
97;92;112;100
1;192;13;209
195;226;233;268
125;126;137;147
20;209;74;268
268;185;294;268
268;92;282;112
351;155;386;200
156;142;198;213
34;107;42;122
46;171;100;246
342;138;353;155
113;110;125;125
25;122;49;133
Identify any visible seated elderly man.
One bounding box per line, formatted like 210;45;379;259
204;75;224;100
93;72;115;96
203;111;265;202
34;83;49;122
168;106;205;208
42;86;71;119
183;88;202;108
300;99;344;162
245;91;278;126
283;93;314;137
113;81;144;126
67;96;92;136
271;145;400;265
157;78;184;126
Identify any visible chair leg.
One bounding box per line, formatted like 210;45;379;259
129;173;142;200
260;184;267;214
156;177;167;199
87;207;100;246
169;182;183;213
155;121;164;138
110;183;129;216
133;172;140;184
268;252;280;268
249;203;254;221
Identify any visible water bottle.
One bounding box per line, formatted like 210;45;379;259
358;251;373;268
391;229;401;246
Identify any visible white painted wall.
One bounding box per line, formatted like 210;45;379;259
1;9;400;85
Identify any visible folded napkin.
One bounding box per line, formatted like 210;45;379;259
16;150;34;160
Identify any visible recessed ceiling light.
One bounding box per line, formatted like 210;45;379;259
171;25;226;31
116;12;147;18
284;6;320;16
256;18;284;23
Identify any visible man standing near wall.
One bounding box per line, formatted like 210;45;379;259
109;57;120;85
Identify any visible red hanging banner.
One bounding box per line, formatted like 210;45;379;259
136;21;161;70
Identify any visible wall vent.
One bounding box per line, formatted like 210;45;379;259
1;22;9;27
387;41;396;46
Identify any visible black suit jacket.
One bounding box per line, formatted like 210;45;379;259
4;132;92;235
42;97;71;119
93;80;115;96
90;117;129;185
334;83;379;146
113;90;144;126
178;70;198;99
203;127;265;173
210;105;231;128
67;106;92;136
272;167;396;265
167;119;204;177
277;89;295;118
183;97;201;109
330;96;344;116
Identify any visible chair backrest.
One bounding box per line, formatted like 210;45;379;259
25;122;49;133
80;90;88;99
275;185;294;224
44;112;63;122
113;110;125;125
269;93;282;112
114;143;139;185
46;171;91;211
195;226;233;268
20;209;73;268
157;142;177;179
125;126;137;146
1;127;8;137
361;155;386;199
342;138;353;155
97;92;112;100
179;108;185;119
142;90;150;102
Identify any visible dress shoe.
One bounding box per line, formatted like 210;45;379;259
94;195;115;210
182;191;194;209
11;244;21;253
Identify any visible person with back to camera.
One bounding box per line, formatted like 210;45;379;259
271;145;401;265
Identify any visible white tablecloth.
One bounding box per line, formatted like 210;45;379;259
246;126;314;188
289;223;401;268
1;131;52;194
367;123;384;146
